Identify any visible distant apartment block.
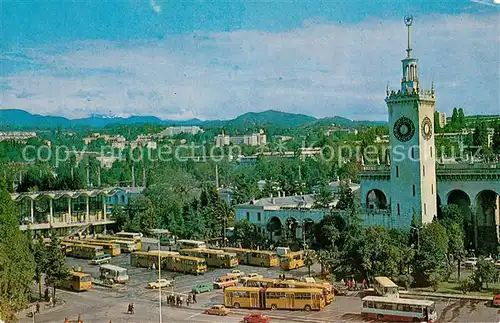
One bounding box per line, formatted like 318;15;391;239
324;126;358;137
437;111;447;128
214;130;267;147
160;126;204;137
0;131;36;142
435;128;495;148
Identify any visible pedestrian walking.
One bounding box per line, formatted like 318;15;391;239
362;279;367;289
36;301;40;314
192;292;197;303
77;313;83;323
64;317;69;323
147;246;151;252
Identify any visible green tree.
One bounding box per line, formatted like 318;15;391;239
450;108;458;129
45;232;69;304
33;235;47;300
471;258;497;290
457;108;465;128
0;180;35;321
472;121;489;155
231;220;266;249
336;181;354;210
492;122;500;154
313;181;333;208
413;221;450;286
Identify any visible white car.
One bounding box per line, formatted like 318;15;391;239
240;273;263;283
228;269;245;278
148;279;173;289
464;257;478;268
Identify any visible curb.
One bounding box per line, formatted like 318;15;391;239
400;290;492;301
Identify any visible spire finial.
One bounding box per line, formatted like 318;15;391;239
431;81;435;94
404;15;413;58
386;82;389;96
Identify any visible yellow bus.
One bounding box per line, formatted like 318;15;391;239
223;247;279;267
224;286;325;311
244;277;280;288
63;239;121;257
280;251;305;270
278;280;335;304
179;248;239;268
58;241;73;254
60;271;92;291
130;251;207;275
68;244;105;259
373;276;399;298
96;235;138;252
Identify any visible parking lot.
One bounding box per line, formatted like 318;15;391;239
44;243;499;323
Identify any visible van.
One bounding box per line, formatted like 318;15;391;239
276;247;290;256
89;253;111;265
213;275;239;289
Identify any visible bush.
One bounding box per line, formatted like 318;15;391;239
459;279;472;294
396;274;414;291
428;273;441;292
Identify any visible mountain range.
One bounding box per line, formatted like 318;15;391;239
0;109;385;130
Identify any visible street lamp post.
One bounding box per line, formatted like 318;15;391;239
158;235;162;323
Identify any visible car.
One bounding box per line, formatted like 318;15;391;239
493;294;500;308
464;257;478;268
192;283;213;294
228;269;245;278
240;273;263;283
299;276;316;283
89;254;111;265
494;260;500;269
243;313;271;323
148;278;173;289
213;275;239;289
204;305;230;316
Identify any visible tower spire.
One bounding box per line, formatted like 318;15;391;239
404;15;413;58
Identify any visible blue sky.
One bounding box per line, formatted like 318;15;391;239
1;0;499;120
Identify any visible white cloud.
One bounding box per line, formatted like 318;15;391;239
0;14;498;120
150;0;161;14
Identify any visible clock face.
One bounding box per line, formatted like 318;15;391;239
421;117;433;140
393;116;415;142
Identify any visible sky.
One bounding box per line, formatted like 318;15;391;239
1;0;499;121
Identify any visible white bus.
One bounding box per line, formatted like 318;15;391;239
173;239;206;251
361;296;437;322
115;232;143;239
99;264;129;284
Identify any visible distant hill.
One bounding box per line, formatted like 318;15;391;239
225;110;317;128
0;109;316;130
0;108;387;131
0;109;204;129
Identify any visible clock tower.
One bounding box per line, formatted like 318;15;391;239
386;16;437;227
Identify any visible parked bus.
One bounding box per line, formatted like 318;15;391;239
96;235;137;252
223;247;279;267
361;296;437;322
279;251;305;270
58;241;73;254
99;264;129;284
224;286;325;311
130;251;207;275
173;239;206;251
63;239;121;257
68;244;105;259
278;280;335;304
60;271;92;292
373;276;399;298
115;231;143;239
244;277;280;288
180;248;238;268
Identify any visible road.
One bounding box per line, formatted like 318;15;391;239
18;244;500;323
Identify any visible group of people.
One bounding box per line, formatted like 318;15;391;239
63;314;83;323
126;303;135;314
166;292;197;307
340;278;368;290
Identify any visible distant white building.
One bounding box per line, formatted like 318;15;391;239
215;130;266;147
0;131;36;142
437;111;447;128
160;126;203;137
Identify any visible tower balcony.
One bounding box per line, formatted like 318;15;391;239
385;87;435;103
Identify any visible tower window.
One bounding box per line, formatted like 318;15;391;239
430;146;433;158
396;166;399;178
424;203;427;215
411;148;414;159
423;165;425;177
397;203;400;216
412;185;416;196
431;184;434;195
